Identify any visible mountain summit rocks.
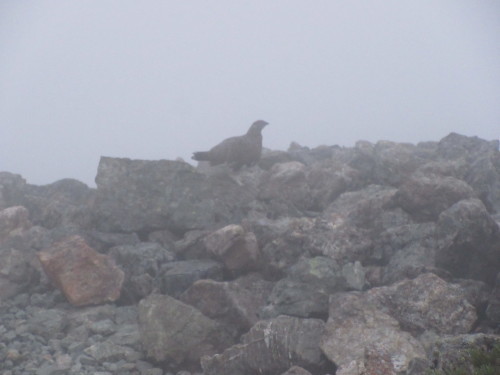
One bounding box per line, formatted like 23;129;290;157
0;132;499;374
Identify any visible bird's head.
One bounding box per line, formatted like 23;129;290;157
247;120;269;136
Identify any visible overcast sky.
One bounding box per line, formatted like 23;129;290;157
1;1;499;186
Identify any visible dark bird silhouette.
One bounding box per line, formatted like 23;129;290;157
192;120;269;170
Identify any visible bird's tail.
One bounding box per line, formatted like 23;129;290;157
192;151;211;161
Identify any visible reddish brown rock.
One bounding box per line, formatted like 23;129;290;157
38;235;124;306
204;224;261;272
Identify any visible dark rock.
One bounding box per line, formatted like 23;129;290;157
203;224;261;273
108;242;175;302
396;173;474;221
28;309;68;340
93;157;256;234
428;333;500;373
486;272;500;324
261;256;354;319
180;273;274;337
174;230;211;260
379;223;438;284
38;235;124;306
201;315;328;375
0;246;37;299
138;294;232;369
159;259;223;297
320;292;426;374
435;198;500;283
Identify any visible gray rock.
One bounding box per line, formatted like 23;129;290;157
396;172;474;221
203;224;261;273
320;292;426;374
261;256;349;319
428;333;500;373
201;315;329;375
180;274;273;337
159;259;223;297
108;242;175;302
93;157;256;233
280;365;313;375
435;198;500;283
138;294;232;368
84;341;142;362
486;272;500;324
258;161;313;212
28;309;68;340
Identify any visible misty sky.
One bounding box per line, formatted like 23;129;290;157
1;1;499;186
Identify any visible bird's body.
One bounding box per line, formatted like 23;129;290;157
192;120;268;170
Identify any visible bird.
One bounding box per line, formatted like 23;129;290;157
192;120;269;170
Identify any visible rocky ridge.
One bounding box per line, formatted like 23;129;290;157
0;132;499;375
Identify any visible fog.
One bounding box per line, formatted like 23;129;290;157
1;1;499;187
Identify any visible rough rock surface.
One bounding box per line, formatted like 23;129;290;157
1;132;499;374
138;294;231;369
38;235;124;306
201;315;330;375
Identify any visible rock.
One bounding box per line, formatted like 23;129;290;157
84;341;142;362
428;333;500;373
93;157;256;233
203;224;261;273
261;256;349;319
180;274;273;338
280;365;313;375
435;198;500;283
486;272;500;324
320;292;426;373
38;235;125;306
396;172;474;221
174;230;211;259
201;315;330;375
349;140;425;187
159;259;223;297
0;206;31;242
258;161;313;212
306;161;360;211
0;247;37;299
379;223;439;284
108;242;175;302
28;308;68;339
138;294;232;369
369;273;477;335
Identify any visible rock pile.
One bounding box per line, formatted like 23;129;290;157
0;132;499;375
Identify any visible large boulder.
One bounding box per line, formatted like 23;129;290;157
201;315;331;375
261;257;364;319
396;172;474;221
92;157;257;233
180;273;274;338
203;224;261;273
38;235;124;306
320;292;426;374
138;294;232;369
435;198;500;284
368;273;477;335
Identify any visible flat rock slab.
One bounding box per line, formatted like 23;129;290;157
38;235;124;306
